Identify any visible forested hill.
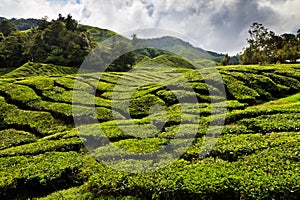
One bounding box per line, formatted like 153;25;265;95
131;35;239;64
240;22;300;64
0;15;239;70
0;15;99;68
140;36;224;62
0;17;42;31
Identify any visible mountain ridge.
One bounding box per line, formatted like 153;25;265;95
1;16;238;64
0;16;239;67
141;36;224;62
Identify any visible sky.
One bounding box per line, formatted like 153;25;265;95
0;0;299;55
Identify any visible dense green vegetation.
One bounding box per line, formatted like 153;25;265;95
0;15;100;68
240;22;300;64
3;16;300;70
0;17;42;31
3;62;79;78
0;15;239;71
0;15;300;200
140;36;224;62
0;61;299;199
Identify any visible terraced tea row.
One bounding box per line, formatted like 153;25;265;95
0;63;299;199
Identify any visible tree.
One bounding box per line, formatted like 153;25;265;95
221;54;230;66
0;33;28;67
240;22;300;64
24;14;96;67
281;33;299;63
111;40;135;71
0;25;28;67
43;21;66;46
57;13;65;22
248;23;269;44
0;20;17;36
0;32;4;42
24;31;49;62
37;16;49;30
240;23;269;64
269;34;284;63
65;14;77;31
0;14;97;68
247;23;276;64
131;34;138;47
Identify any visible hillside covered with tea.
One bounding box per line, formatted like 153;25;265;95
0;61;299;199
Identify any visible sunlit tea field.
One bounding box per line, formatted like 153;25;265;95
0;62;299;199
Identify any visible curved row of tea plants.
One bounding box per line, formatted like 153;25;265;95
0;63;299;199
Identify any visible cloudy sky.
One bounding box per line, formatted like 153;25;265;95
0;0;299;55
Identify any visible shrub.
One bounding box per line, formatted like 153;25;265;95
0;129;36;150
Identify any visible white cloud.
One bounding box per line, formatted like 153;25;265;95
258;0;300;33
0;0;83;19
0;0;299;54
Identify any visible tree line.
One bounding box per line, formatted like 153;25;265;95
1;16;299;68
240;22;300;64
0;14;96;68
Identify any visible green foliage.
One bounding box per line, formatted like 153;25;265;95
266;92;300;104
0;82;41;103
25;15;96;67
37;186;95;200
96;106;125;122
0;96;67;136
0;30;28;67
84;139;300;199
0;20;17;36
263;73;300;93
0;151;85;199
42;87;73;102
84;25;117;43
17;76;54;90
237;113;300;133
221;54;230;66
211;132;300;161
104;138;169;154
225;102;300;126
109;40;136;72
240;22;300;64
129;94;165;118
0;129;36;150
0;137;83;157
220;65;300;103
193;59;217;68
0;64;299;199
0;67;17;76
4;62;78;78
0;14;100;68
140;36;223;61
152;54;195;69
223;75;259;103
0;17;42;31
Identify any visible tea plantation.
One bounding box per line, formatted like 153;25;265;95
0;62;299;199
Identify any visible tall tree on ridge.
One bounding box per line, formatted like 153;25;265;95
0;20;17;36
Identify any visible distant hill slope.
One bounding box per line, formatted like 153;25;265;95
142;36;216;59
3;63;79;78
0;16;118;42
0;16;238;66
0;17;42;30
135;54;218;69
141;36;229;63
82;25;122;44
